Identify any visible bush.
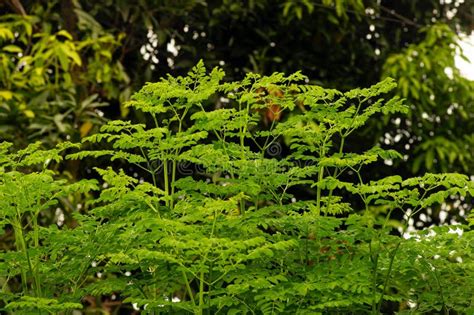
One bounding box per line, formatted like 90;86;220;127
1;62;473;314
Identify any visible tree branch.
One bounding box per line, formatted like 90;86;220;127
7;0;27;16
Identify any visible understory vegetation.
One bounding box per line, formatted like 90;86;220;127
1;62;473;314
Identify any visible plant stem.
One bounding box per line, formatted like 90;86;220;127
13;220;28;292
31;213;42;297
376;241;401;314
316;165;324;214
163;158;170;208
325;135;345;211
182;270;196;306
370;241;379;314
170;116;184;210
13;217;41;297
198;269;205;315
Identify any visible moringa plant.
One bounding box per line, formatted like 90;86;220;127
1;62;473;314
0;141;99;313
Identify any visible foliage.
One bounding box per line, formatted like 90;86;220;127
0;141;99;314
382;23;474;174
1;63;473;314
1;0;473;229
0;11;129;147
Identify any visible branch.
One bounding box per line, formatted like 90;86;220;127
7;0;27;16
379;5;422;28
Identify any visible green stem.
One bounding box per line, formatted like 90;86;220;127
432;267;447;314
315;137;329;214
198;270;205;315
163;158;170;207
182;270;196;306
239;101;249;215
370;241;379;314
13;220;28;292
170;118;183;210
13;218;40;297
316;165;324;214
376;241;401;314
31;213;42;297
375;204;423;313
325;135;345;211
171;159;177;209
197;210;218;314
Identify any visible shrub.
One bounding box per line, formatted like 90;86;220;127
1;62;473;314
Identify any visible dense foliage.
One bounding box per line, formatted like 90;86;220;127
1;63;473;314
1;0;474;313
0;10;129;148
